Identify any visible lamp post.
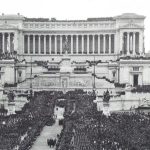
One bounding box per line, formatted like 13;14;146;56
93;56;96;95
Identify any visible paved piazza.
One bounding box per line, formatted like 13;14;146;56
31;107;64;150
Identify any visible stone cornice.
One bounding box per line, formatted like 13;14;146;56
0;24;18;30
23;30;116;35
119;23;144;29
119;59;150;65
0;60;15;66
0;14;25;20
23;22;116;31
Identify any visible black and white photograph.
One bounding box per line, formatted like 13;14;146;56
0;0;150;149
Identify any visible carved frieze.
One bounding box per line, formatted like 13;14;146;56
119;23;144;29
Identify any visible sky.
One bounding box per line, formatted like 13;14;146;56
0;0;150;52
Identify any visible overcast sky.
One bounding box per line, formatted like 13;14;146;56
1;0;150;52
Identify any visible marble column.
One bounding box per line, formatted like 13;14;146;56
87;35;89;54
120;32;123;54
44;35;46;54
55;35;57;54
92;35;95;53
60;35;62;54
109;34;111;54
81;35;84;54
133;32;136;55
33;35;35;54
49;35;51;54
127;32;130;55
38;35;41;54
23;34;24;54
98;34;100;54
71;35;73;54
103;34;106;53
130;34;133;52
76;35;78;54
2;33;5;53
114;34;116;54
28;35;30;54
8;33;11;53
139;31;143;55
14;31;18;53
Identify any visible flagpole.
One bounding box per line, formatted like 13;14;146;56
93;55;96;93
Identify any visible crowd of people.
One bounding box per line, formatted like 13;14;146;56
56;90;150;150
0;91;56;150
1;89;150;150
47;138;56;148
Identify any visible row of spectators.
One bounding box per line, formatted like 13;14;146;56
56;90;150;150
0;91;57;150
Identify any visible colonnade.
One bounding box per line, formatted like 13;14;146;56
120;32;143;55
0;33;14;53
24;34;115;55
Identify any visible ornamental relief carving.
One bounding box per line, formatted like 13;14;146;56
119;23;143;29
0;24;18;30
69;78;91;87
40;78;57;87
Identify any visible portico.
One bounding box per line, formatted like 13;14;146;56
0;32;15;53
23;34;115;55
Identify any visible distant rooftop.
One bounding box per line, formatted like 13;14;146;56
0;13;145;22
24;17;115;22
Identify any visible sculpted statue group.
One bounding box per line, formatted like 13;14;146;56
103;89;110;103
64;36;69;54
0;51;17;60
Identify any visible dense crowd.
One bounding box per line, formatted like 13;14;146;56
56;90;150;150
131;85;150;93
1;90;150;150
0;91;56;150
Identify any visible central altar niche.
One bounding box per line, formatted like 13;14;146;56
60;36;73;73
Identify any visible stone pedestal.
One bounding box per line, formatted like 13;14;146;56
8;102;15;115
103;102;110;116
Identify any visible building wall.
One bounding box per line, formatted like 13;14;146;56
143;66;150;84
1;64;15;84
0;13;145;63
